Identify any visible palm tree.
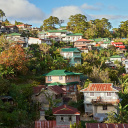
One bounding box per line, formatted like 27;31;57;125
0;9;5;22
114;103;128;123
118;77;128;93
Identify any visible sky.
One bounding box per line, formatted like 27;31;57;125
0;0;128;28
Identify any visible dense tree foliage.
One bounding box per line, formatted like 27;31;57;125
67;14;87;34
0;9;5;21
15;20;23;25
42;16;59;31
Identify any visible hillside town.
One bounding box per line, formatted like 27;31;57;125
1;6;128;128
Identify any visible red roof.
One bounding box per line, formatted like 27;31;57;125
81;83;118;92
76;38;93;42
112;42;123;45
48;35;58;38
53;105;80;115
116;45;125;49
33;85;45;94
16;24;32;26
48;85;64;94
86;123;128;128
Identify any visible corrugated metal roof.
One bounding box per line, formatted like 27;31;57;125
61;48;80;52
80;83;119;92
66;33;83;36
86;123;128;128
53;104;80;115
43;70;82;76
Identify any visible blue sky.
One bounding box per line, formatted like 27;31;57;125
0;0;128;28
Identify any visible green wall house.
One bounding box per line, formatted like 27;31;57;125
60;48;81;66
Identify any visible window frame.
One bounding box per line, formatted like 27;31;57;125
107;92;111;96
60;116;64;122
59;76;63;80
69;116;72;121
90;92;94;96
103;105;107;110
48;76;52;81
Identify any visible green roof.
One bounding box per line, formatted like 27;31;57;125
43;70;82;76
48;82;62;86
47;81;79;86
66;33;83;36
38;31;46;34
61;48;80;52
60;26;67;28
110;55;122;58
47;30;67;33
103;41;111;44
7;33;21;36
93;38;110;42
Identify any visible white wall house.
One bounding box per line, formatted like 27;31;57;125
80;83;119;122
38;30;83;42
110;55;122;63
125;59;128;73
28;37;43;45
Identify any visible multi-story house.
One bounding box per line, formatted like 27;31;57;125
111;42;126;53
16;24;32;30
80;83;119;122
74;38;93;53
6;33;28;47
44;70;81;94
60;48;81;66
38;30;83;42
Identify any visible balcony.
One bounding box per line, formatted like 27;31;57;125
91;96;119;106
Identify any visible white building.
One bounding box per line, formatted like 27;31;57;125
125;59;128;73
38;30;83;42
80;83;119;122
110;55;122;63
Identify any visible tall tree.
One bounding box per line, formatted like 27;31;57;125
85;18;112;38
67;14;87;34
119;20;128;38
0;44;28;77
15;20;23;25
42;16;59;31
0;9;5;22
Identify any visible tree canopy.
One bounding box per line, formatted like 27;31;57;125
42;16;59;31
67;14;87;34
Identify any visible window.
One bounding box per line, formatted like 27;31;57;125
48;76;52;81
69;116;72;121
61;117;64;121
103;105;107;110
90;92;94;96
59;76;63;80
70;76;72;80
107;92;111;96
67;76;69;81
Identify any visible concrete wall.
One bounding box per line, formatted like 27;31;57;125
83;92;119;113
28;37;42;45
60;52;73;58
46;75;80;84
110;58;122;62
93;105;117;115
56;115;77;125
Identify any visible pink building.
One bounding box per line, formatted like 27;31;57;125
44;70;82;94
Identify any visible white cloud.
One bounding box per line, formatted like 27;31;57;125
0;0;45;23
90;14;128;20
51;6;83;21
81;3;100;10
